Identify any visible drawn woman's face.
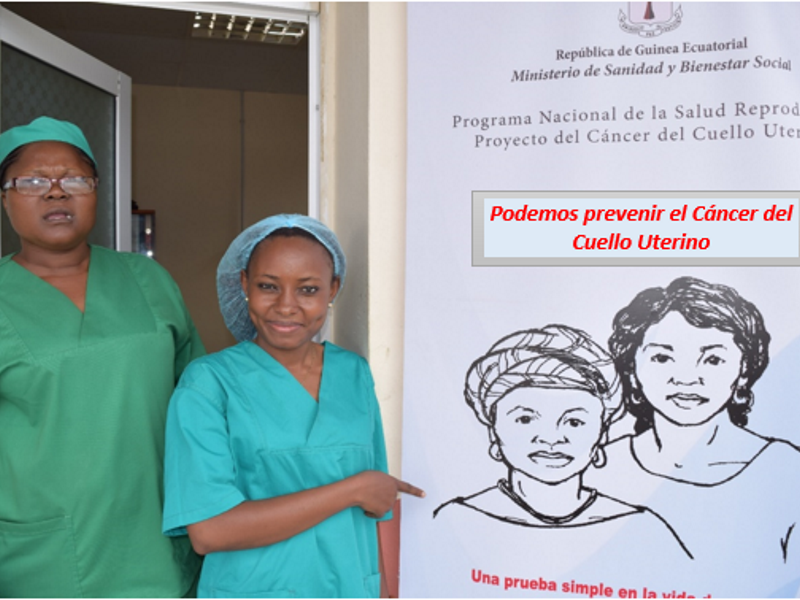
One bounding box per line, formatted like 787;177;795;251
492;387;603;485
635;311;743;426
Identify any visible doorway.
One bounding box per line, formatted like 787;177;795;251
2;2;316;351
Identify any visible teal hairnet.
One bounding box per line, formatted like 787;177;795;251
217;213;346;342
0;116;96;166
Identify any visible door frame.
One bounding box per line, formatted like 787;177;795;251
119;1;322;219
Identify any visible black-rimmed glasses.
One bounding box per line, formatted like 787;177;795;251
2;176;99;196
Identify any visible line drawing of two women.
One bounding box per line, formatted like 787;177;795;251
434;276;800;597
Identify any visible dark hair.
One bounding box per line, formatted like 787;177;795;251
0;144;98;187
246;227;336;280
609;276;770;434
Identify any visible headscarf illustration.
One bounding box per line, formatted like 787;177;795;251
434;324;690;560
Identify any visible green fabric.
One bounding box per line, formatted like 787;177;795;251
0;246;205;597
0;116;96;166
163;341;390;598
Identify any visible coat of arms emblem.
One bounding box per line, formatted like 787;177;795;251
619;2;683;37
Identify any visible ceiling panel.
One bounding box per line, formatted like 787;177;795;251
1;2;308;94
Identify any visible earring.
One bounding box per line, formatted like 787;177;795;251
732;387;753;406
488;441;503;462
591;447;607;469
630;388;645;405
328;302;333;308
245;296;249;303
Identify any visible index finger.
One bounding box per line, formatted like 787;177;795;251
397;479;426;498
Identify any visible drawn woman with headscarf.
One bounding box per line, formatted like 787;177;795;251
431;325;691;591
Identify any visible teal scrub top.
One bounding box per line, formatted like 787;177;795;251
0;246;204;597
163;341;390;598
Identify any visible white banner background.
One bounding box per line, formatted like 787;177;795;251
402;3;800;598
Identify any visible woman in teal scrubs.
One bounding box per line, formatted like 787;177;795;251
163;214;424;598
0;117;204;597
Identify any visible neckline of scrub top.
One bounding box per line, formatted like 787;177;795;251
0;246;158;351
243;339;329;405
243;340;330;444
3;244;95;316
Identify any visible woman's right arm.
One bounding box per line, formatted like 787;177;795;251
164;361;424;556
187;471;423;555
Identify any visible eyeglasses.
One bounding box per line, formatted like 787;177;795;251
2;176;98;196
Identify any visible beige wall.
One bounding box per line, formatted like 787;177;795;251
132;84;308;353
131;2;410;474
320;3;408;477
244;92;309;224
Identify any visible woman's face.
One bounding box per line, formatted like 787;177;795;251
635;310;743;426
492;387;603;485
1;141;96;253
241;234;339;357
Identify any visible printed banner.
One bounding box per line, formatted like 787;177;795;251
401;3;800;598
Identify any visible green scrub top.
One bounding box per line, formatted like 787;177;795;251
0;245;205;597
163;341;390;598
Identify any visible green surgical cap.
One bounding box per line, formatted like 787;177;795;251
217;214;347;342
0;116;96;166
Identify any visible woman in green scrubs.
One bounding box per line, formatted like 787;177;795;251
163;214;424;597
0;117;204;597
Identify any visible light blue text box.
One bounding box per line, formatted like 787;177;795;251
484;198;799;258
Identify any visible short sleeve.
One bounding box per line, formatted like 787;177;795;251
121;250;206;380
158;266;205;380
162;362;246;536
363;363;389;475
173;310;205;381
360;358;393;522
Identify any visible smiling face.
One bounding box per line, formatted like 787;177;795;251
492;387;604;485
1;141;97;253
241;234;339;358
635;311;743;427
